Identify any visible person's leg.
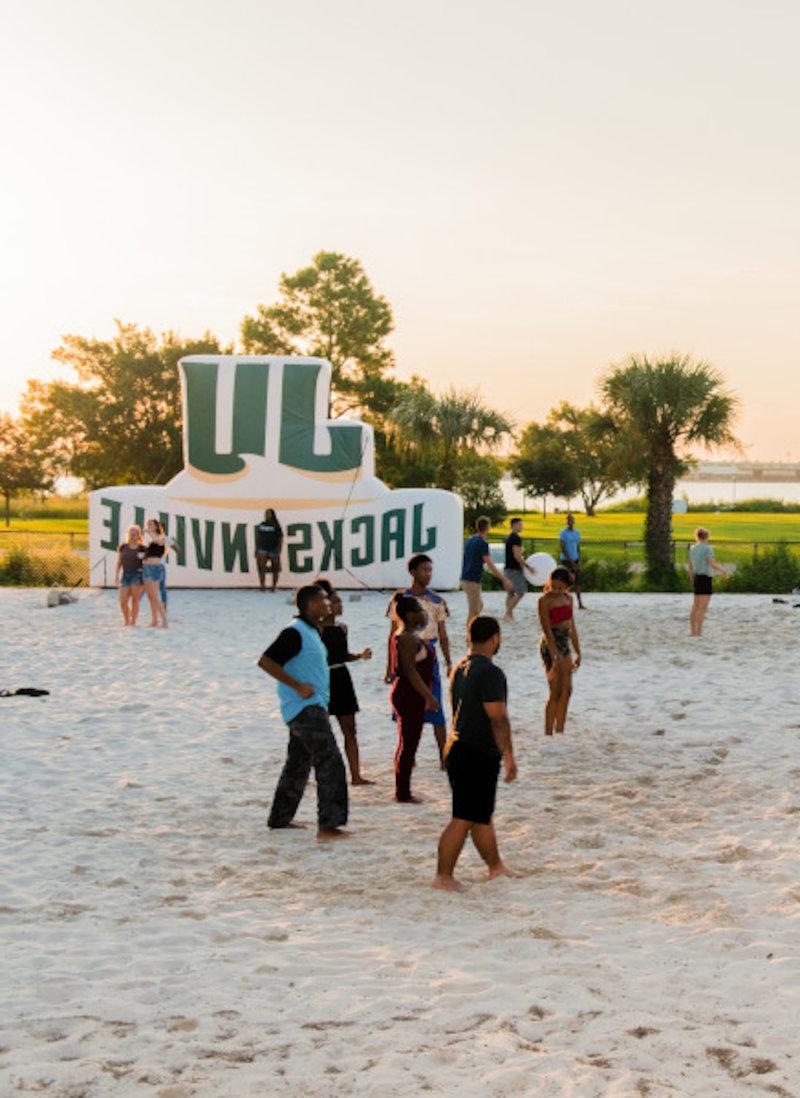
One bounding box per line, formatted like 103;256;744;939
131;584;143;625
433;818;471;891
308;712;349;837
270;556;281;592
574;569;585;609
159;570;168;610
554;663;573;733
471;822;520;880
268;727;313;828
119;586;130;625
689;594;698;635
336;713;371;784
144;579;161;626
256;553;267;591
544;663;559;734
695;594;711;635
394;710;424;801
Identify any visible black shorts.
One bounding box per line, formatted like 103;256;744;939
693;574;713;595
446;740;501;825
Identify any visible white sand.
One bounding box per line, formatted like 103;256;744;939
1;588;799;1097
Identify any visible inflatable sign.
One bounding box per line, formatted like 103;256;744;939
89;356;463;588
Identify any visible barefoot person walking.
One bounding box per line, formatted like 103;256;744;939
538;567;581;736
460;516;514;624
688;527;729;637
433;616;518;892
259;585;350;840
389;595;439;804
385;554;452;765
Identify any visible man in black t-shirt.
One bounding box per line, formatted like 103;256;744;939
433;616;519;892
503;517;536;622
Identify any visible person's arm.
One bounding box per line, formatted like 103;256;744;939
483;700;516;782
559;534;568;560
483;552;513;590
513;543;536;576
708;553;728;576
341;624;371;662
538;597;559;667
258;654;314;698
687;548;695;580
437;619;451;671
569;614;581;670
397;633;438;710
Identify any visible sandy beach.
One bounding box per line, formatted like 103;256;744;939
1;588;799;1097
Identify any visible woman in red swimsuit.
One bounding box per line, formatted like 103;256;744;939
537;567;582;736
389;595;439;803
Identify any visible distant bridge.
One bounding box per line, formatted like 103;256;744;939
683;461;800;483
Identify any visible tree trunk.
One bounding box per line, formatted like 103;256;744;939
645;452;676;587
542;495;547;520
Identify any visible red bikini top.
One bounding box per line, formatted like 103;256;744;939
549;603;573;626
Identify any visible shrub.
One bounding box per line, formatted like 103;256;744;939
580;557;634;592
723;542;800;594
0;545;86;586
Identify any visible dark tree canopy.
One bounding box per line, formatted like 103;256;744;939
0;414;55;525
240;251;395;413
21;321;229;490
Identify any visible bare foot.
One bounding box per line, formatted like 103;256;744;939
485;863;522;881
351;777;375;786
317;827;352;841
432;875;466;892
395;795;423;804
269;821;307;830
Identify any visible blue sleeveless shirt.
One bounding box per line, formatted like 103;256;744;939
277;618;330;724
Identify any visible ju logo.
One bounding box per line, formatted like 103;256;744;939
89;356;464;589
182;358;364;479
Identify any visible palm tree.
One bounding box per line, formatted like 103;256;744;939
601;355;738;587
387;386;512;492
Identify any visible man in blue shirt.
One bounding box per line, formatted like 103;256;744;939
259;585;350;840
460;516;513;623
559;513;585;609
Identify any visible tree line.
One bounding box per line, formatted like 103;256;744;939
1;250;738;586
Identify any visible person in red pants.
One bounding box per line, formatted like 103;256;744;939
389;595;439;803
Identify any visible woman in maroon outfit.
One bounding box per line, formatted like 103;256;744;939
389;595;439;803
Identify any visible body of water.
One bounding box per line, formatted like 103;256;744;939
501;476;800;513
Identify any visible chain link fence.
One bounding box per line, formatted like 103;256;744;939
0;531;91;587
1;529;798;589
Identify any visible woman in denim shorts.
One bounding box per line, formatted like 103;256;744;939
115;525;146;626
142;518;169;628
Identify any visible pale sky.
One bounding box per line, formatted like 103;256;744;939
2;0;798;459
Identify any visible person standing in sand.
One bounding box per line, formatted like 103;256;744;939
559;513;586;609
389;594;439;804
433;616;519;892
316;582;375;786
115;525;146;626
688;527;729;637
142;518;169;628
460;516;514;624
503;517;537;621
385;553;452;766
259;585;350;841
255;508;283;592
538;567;581;737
